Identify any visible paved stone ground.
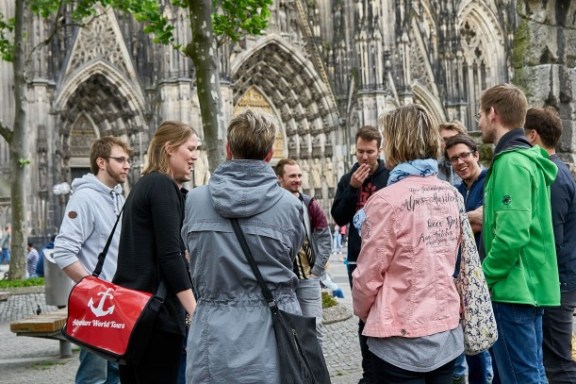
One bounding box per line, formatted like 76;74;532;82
0;254;365;384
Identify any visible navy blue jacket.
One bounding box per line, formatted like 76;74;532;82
457;169;487;256
549;154;576;292
331;159;389;263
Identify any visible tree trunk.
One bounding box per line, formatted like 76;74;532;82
8;0;29;280
186;0;226;172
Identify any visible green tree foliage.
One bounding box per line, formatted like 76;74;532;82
0;0;272;279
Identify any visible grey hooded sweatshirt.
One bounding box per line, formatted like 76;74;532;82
54;173;124;281
182;160;305;384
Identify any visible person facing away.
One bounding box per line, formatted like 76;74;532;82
35;235;55;278
524;106;576;384
478;83;560;384
26;241;39;278
182;110;305;384
445;134;494;384
438;121;466;186
112;121;198;384
53;136;132;384
331;125;389;384
352;104;467;384
276;158;332;349
1;224;10;265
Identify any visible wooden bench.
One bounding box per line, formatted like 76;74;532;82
10;308;72;357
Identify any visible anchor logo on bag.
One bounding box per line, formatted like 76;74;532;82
88;288;115;317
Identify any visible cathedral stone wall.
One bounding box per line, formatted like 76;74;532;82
0;0;575;232
513;1;576;172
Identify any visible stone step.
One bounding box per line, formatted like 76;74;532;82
0;291;8;301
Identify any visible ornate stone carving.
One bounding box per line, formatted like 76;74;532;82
68;12;128;75
300;158;311;190
311;158;322;189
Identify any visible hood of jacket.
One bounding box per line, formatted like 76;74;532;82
208;160;288;218
71;173;124;213
493;127;532;156
492;129;557;188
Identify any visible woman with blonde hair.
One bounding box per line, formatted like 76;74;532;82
113;121;198;384
352;104;466;383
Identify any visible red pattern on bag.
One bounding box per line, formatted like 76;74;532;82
65;276;152;356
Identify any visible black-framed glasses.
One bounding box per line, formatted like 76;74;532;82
474;113;481;123
107;156;132;165
449;151;475;164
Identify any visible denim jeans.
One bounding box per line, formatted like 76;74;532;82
491;302;546;384
542;289;576;384
453;351;493;383
453;353;467;378
76;349;119;384
1;247;10;264
370;350;456;384
296;277;324;349
333;232;342;252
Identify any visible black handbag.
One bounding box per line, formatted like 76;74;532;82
231;218;331;384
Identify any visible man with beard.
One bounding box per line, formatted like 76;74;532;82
54;136;131;384
478;83;559;384
276;158;331;349
331;125;389;384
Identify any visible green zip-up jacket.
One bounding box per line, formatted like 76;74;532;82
482;129;560;306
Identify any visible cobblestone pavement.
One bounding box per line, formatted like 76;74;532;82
0;253;365;384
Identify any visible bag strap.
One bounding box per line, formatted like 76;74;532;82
91;205;167;301
93;206;124;277
230;218;277;309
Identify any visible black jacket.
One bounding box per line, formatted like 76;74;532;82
113;172;192;335
331;159;389;263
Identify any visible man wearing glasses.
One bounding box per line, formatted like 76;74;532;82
445;134;493;384
54;136;131;384
438;121;466;186
444;135;485;237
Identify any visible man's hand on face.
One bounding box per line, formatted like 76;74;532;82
350;163;371;189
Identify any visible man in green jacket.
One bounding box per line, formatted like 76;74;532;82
478;83;560;384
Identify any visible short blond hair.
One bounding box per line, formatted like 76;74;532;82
438;120;466;135
379;104;441;168
227;110;276;160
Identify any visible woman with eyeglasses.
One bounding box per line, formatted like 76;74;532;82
352;104;472;383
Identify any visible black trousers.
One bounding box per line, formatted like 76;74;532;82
542;289;576;384
119;330;183;384
347;262;373;383
370;351;456;384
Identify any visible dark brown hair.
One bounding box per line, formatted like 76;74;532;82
524;107;563;148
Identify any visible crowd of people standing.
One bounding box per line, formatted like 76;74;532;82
4;81;569;384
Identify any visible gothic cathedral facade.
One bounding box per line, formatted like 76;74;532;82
0;0;564;236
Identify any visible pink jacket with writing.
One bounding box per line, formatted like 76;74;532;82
352;176;462;338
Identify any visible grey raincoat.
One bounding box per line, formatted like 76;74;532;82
182;160;305;383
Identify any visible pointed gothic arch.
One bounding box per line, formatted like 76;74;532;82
458;2;507;129
54;60;146;127
233;86;287;162
412;81;446;128
231;35;339;162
